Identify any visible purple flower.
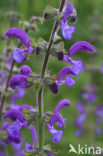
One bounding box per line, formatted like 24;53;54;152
0;151;5;156
46;112;64;143
29;125;37;144
48;154;54;156
96;127;102;135
76;101;85;114
4;109;24;122
5;28;30;48
100;63;103;74
50;83;58;94
20;65;32;77
10;74;29;89
10;88;25;106
60;3;76;40
47;98;70;143
95;105;103;117
5;28;33;63
1;121;9;131
0;70;5;89
6;55;13;70
75;128;83;137
25;125;37;151
75;114;86;127
47;123;63;143
67;41;96;57
0;71;5;84
82;84;97;103
55;99;70;113
56;66;76;87
25;142;34;151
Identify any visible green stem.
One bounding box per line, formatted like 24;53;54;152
38;0;66;155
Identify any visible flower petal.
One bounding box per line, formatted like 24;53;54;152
61;21;75;40
5;28;30;48
10;74;29;89
68;41;96;57
20;65;32;77
58;66;76;81
10;88;25;105
65;76;75;87
25;142;34;151
55;99;70;113
4;109;24;122
29;125;37;144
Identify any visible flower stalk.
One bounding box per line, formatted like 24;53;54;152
38;0;66;155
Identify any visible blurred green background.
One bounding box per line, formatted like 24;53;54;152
0;0;103;156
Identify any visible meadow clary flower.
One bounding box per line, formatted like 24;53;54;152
20;65;32;77
100;63;103;74
95;105;103;135
55;99;70;112
5;28;33;63
61;3;76;40
47;99;70;143
0;70;5;89
10;74;29;89
63;41;96;75
4;109;24;122
56;66;76;87
25;125;37;151
82;84;97;103
10;88;25;106
75;101;86;137
10;65;32;89
95;105;103;117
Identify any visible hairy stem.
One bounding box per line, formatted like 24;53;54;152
38;0;66;155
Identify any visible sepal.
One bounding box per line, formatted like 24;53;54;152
23;108;39;121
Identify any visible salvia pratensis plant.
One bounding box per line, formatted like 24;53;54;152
0;0;96;155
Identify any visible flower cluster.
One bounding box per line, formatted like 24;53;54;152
0;1;96;156
74;83;98;137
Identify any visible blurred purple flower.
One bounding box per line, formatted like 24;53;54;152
75;127;83;137
48;154;54;156
75;114;86;127
10;88;25;106
100;63;103;74
0;70;5;89
95;105;103;117
82;84;97;103
25;125;37;151
76;101;85;114
4;109;24;122
75;101;86;137
25;142;34;151
20;65;32;77
10;74;29;89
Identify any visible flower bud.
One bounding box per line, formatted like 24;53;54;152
50;83;58;94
